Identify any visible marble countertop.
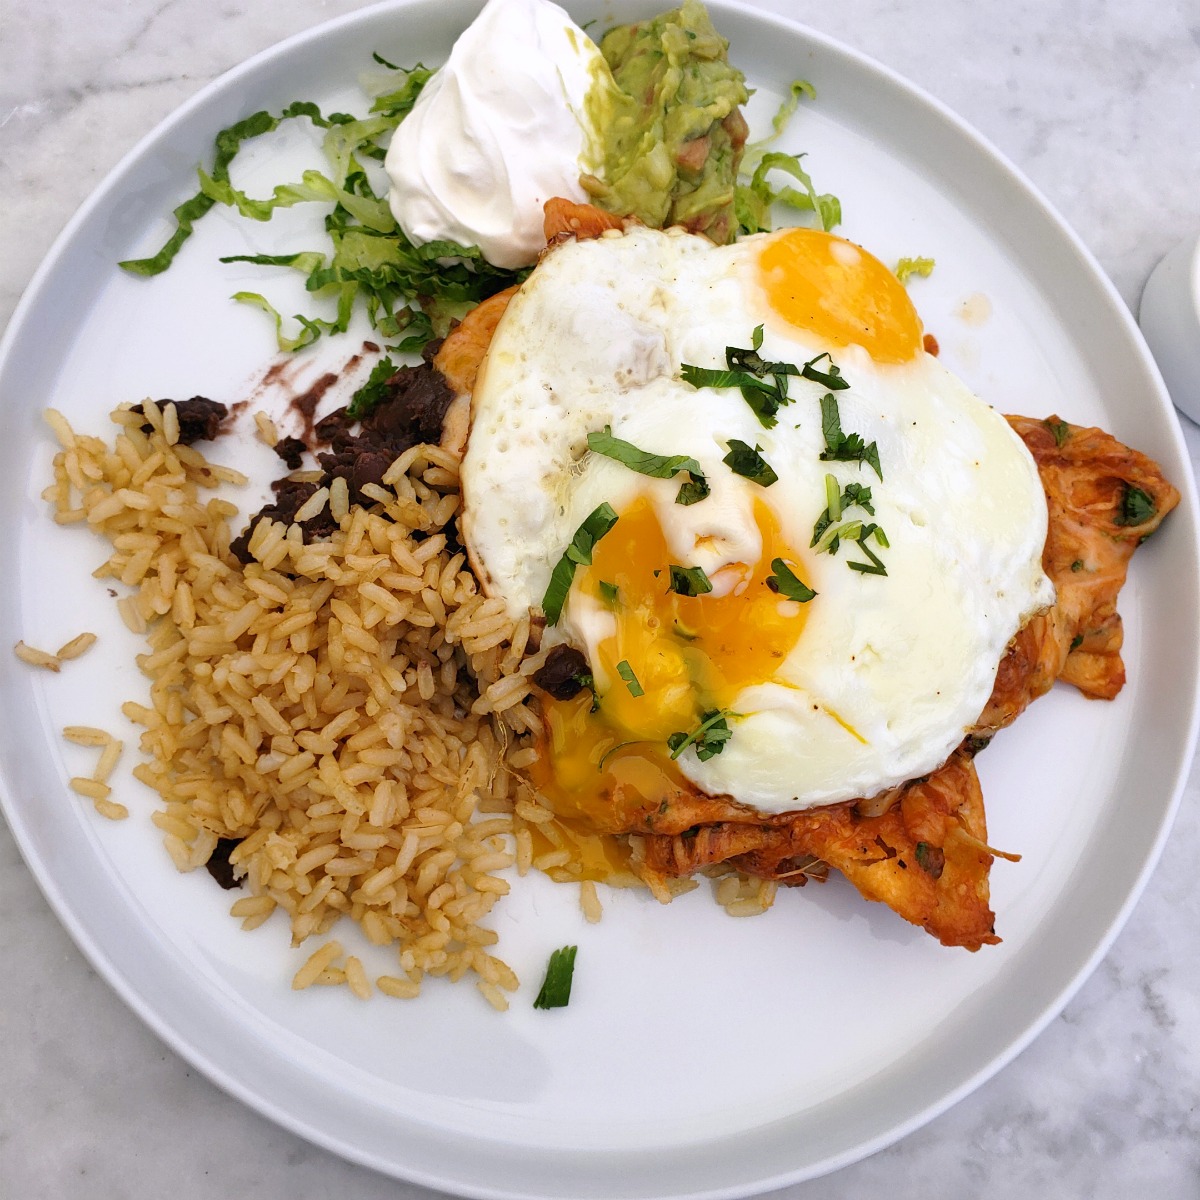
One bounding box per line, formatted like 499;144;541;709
2;0;1199;1196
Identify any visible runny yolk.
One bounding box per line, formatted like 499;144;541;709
526;497;813;864
757;227;924;364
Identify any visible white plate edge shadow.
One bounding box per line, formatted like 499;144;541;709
1;1;1198;1197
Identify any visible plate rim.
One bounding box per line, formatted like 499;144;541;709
2;0;1198;1196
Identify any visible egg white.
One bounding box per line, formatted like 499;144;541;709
460;225;1054;812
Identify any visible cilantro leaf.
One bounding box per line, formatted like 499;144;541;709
766;558;817;602
346;356;397;420
586;427;709;505
800;351;850;391
668;564;713;597
817;393;882;479
680;332;800;429
812;476;875;547
722;439;778;486
1115;484;1157;527
667;709;736;762
533;945;577;1009
1044;418;1070;447
541;504;619;625
616;660;645;697
573;671;600;712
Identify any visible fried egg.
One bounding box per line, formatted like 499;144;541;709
460;224;1054;815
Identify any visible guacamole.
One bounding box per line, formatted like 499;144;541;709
583;0;751;243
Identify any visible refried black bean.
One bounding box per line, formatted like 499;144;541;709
205;837;244;890
133;396;228;444
230;352;458;558
361;363;454;449
531;644;590;699
273;435;307;469
228;478;339;564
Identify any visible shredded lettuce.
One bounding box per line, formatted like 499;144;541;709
735;80;840;235
119;63;521;352
895;256;935;283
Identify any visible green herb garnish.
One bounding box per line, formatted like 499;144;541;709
723;439;778;486
346;356;397;419
616;660;645;697
812;476;875;547
668;564;713;597
818;393;882;478
1045;418;1070;447
119;107;309;277
680;325;800;429
813;516;889;575
573;671;600;713
766;558;817;602
667;709;736;762
541;504;619;625
846;524;889;576
800;351;850;391
533;945;578;1009
914;841;945;878
586;427;709;505
1115;484;1157;527
598;580;620;604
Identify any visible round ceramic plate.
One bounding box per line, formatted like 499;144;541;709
1;1;1197;1196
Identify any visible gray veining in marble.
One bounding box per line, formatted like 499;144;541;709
2;1;1199;1197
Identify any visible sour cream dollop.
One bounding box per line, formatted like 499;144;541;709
384;0;612;269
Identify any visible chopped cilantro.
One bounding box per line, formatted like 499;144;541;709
766;558;817;603
616;660;645;697
586;426;709;505
812;476;875;547
533;945;577;1009
541;504;619;625
914;841;945;878
573;671;600;713
680;326;800;429
818;392;882;478
668;564;713;596
723;439;778;486
800;351;850;391
1115;484;1157;527
1044;418;1071;447
346;356;397;419
667;709;736;762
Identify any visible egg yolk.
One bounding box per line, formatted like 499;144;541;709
758;227;923;363
526;497;813;862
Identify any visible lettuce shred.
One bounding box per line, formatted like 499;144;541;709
734;80;841;235
894;256;935;283
119;64;522;351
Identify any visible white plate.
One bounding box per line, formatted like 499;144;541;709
1;1;1198;1196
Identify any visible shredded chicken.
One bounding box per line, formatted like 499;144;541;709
427;200;1182;950
639;416;1179;949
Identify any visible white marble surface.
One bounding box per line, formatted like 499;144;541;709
2;0;1200;1196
